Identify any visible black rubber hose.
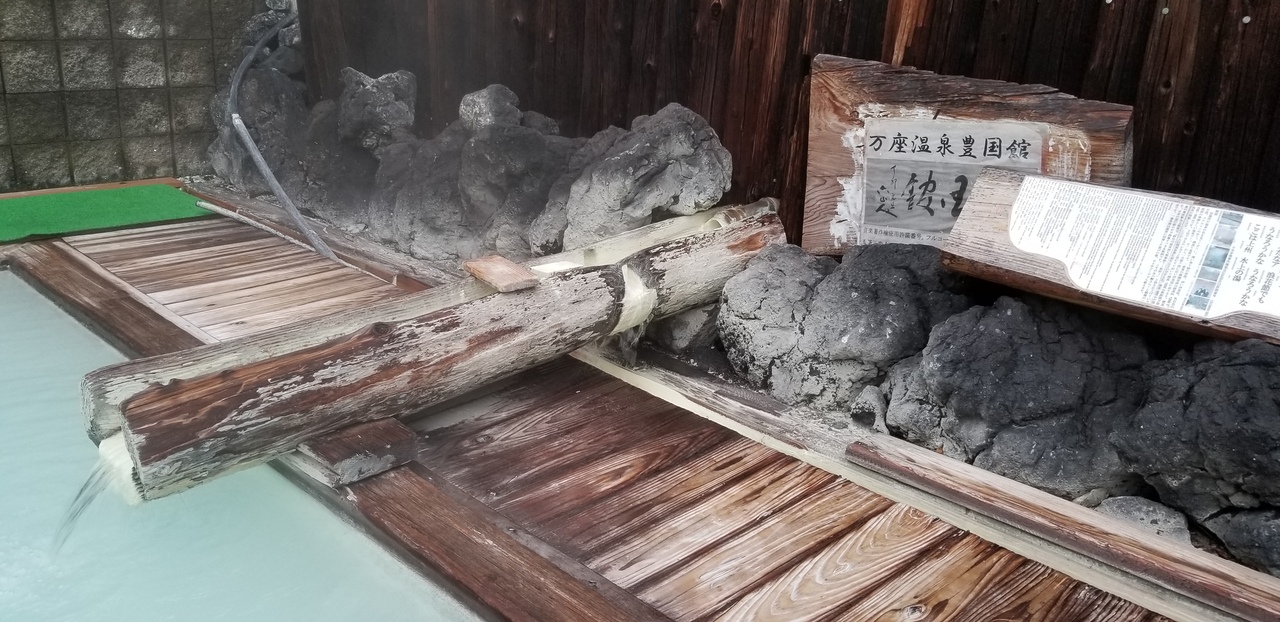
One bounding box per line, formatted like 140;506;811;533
227;12;339;262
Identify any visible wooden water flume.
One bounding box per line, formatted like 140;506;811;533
83;203;785;500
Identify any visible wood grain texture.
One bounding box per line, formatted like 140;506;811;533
347;464;670;622
801;55;1133;255
5;242;208;357
635;481;895;620
713;503;959;622
587;460;839;588
289;418;419;487
463;255;541;292
186;180;449;289
942;168;1280;344
84;211;782;498
846;430;1280;622
572;345;1233;621
549;438;786;556
117;266;625;499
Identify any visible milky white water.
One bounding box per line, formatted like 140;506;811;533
0;271;487;621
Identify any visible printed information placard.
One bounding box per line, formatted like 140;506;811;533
860;119;1044;246
1009;176;1280;320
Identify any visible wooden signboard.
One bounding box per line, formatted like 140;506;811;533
944;168;1280;344
802;55;1133;254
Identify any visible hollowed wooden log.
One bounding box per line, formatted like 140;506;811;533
83;209;784;499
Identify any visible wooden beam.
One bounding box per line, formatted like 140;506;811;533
571;345;1275;622
84;209;784;499
943;168;1280;343
347;464;671;622
801;54;1132;255
280;418;419;487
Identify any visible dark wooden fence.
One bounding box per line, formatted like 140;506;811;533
299;0;1280;243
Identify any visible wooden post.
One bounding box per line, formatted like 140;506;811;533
84;210;785;500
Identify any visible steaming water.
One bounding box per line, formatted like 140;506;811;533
0;272;487;621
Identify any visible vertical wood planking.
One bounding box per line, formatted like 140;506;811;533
1081;0;1159;105
1022;0;1104;92
1131;0;1229;193
1186;0;1280;205
969;0;1040;82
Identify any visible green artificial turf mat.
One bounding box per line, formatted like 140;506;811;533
0;184;211;243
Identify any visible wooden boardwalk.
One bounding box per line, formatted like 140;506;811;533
4;216;1167;620
409;359;1160;621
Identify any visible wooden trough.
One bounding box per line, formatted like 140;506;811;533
7;192;1280;620
82;202;784;500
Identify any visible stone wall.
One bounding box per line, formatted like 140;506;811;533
0;0;260;191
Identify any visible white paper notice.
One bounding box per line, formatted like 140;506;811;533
1009;176;1280;320
861;119;1045;247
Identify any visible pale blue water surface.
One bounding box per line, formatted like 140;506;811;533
0;271;486;621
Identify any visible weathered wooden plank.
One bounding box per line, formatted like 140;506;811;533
636;482;895;620
827;535;1026;621
283;418;419;487
67;223;270;265
5;243;210;357
418;364;644;473
347;465;670;622
846;430;1280;622
492;416;736;526
587;460;837;587
549;437;785;555
1042;583;1158;622
440;406;701;507
571;345;1244;622
942;168;1280;344
186;180;451;288
462;255;541;292
801;55;1132;255
198;288;406;341
177;272;389;326
123;249;330;295
712;503;959;622
144;262;340;306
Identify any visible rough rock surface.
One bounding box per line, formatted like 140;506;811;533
337;68;417;155
561;103;731;249
364;122;481;265
647;304;720;354
883;296;1148;499
528;126;628;255
459;124;582;261
459;85;522;132
1096;496;1192;544
720;244;836;388
1206;510;1280;576
208;67;308;196
720;243;969;413
1114;339;1280;521
290;100;381;228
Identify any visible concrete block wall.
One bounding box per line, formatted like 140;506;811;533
0;0;259;191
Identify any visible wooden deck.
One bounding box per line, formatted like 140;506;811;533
0;215;1176;620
